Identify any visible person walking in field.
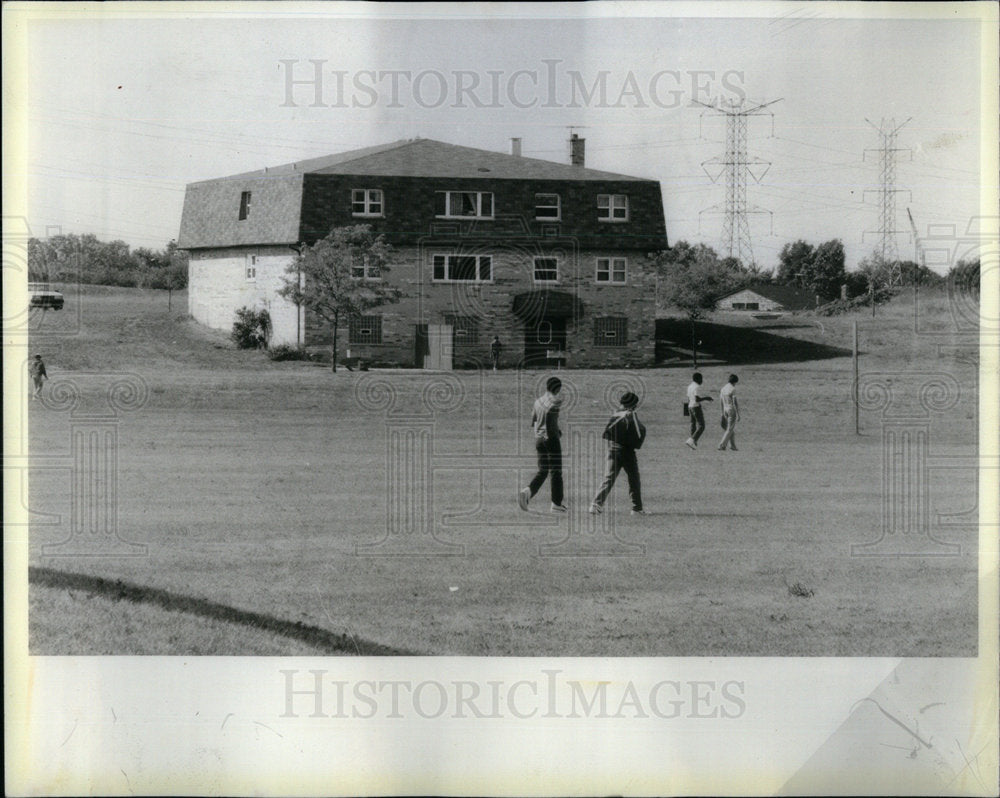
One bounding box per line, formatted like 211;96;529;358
490;335;502;371
589;391;646;516
519;376;567;512
29;354;47;400
718;374;740;451
685;371;713;449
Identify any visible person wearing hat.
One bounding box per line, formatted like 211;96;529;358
589;391;647;516
29;354;48;400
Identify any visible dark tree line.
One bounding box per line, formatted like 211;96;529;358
27;233;188;290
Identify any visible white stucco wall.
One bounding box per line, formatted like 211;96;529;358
188;247;303;346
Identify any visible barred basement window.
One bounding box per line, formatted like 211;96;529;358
594;317;627;347
238;191;251;220
533;257;558;283
445;314;479;344
595;257;627;284
352;188;383;217
349;315;382;344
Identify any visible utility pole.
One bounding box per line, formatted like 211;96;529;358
863;117;912;286
696;98;781;270
906;207;926;304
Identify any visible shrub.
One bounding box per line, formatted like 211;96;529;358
231;307;271;349
268;344;311;361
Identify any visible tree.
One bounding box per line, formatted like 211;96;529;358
653;241;739;368
857;250;896;316
807;239;846;299
776;240;815;286
776;238;845;300
948;257;980;296
278;225;401;372
137;240;188;308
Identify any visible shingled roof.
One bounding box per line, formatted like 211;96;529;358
720;283;833;310
178;138;666;250
196;138;657;183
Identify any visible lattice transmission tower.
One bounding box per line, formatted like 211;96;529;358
863;117;912;285
696;98;781;269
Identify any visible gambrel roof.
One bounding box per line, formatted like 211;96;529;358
199;138;654;183
178;138;667;251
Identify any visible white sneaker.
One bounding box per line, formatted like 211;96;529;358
518;487;530;511
550;503;568;513
631;509;647;516
685;438;697;450
588;504;603;515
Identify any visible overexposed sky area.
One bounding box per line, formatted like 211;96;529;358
12;2;993;271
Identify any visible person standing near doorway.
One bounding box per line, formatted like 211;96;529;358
490;335;502;371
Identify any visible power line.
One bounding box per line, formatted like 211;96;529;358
694;98;782;267
863;117;912;283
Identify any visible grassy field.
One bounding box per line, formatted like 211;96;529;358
24;286;980;655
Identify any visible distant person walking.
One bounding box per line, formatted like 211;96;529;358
685;371;713;449
490;335;502;371
29;354;47;400
718;374;740;451
519;376;567;512
589;391;646;516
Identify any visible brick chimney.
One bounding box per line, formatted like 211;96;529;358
569;133;585;166
510;137;522;157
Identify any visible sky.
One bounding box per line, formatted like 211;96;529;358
10;2;995;272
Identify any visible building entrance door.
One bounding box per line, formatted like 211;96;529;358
425;324;453;370
523;318;567;367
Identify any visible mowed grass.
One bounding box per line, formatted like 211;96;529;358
25;286;980;655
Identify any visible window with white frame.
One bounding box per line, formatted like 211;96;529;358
533;257;559;283
597;194;628;222
352;188;383;217
238;191;251;220
435;191;494;219
349;315;382;344
595;257;627;284
432;254;492;283
534;193;560;219
594;317;627;347
245;254;257;281
351;252;381;279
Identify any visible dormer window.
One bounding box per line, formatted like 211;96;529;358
534;193;560;220
238;191;251;221
352;189;383;217
435;191;494;219
597;194;628;222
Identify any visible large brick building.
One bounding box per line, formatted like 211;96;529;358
177;137;668;368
